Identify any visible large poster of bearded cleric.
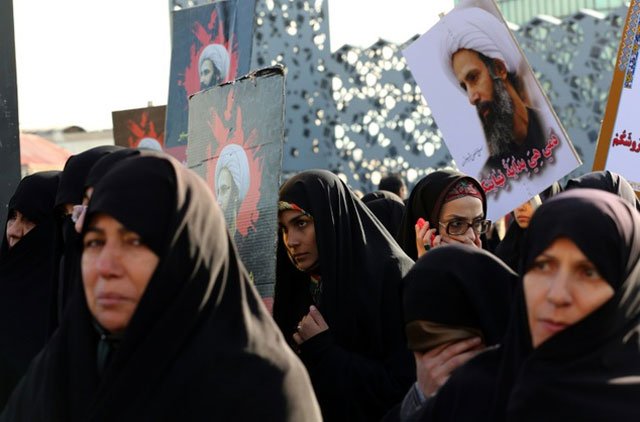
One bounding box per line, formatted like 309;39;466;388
165;0;256;162
593;0;640;191
112;105;166;150
403;0;581;220
187;67;284;301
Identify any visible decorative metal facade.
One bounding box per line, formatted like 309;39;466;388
170;0;630;192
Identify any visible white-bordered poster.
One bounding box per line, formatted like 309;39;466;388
403;0;581;219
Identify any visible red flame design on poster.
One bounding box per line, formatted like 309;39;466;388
126;111;164;148
206;90;262;237
179;9;239;98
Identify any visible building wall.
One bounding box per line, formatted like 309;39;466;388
456;0;627;24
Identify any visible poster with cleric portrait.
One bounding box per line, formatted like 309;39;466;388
403;0;581;220
593;0;640;191
165;0;256;163
187;67;284;303
112;105;166;151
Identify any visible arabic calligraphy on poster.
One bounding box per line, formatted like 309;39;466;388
594;1;640;190
480;133;560;194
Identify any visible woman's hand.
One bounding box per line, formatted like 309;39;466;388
414;337;485;397
440;233;482;249
293;305;329;345
415;220;442;258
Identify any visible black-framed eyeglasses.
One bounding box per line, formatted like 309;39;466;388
439;218;491;236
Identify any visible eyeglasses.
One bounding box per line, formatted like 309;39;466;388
439;218;491;236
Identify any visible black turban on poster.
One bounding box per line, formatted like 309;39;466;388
274;169;415;422
414;189;640;421
2;155;321;421
397;170;486;260
0;171;60;409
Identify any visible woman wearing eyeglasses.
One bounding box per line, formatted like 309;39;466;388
397;170;489;260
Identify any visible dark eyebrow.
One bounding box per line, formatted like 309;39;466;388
464;68;479;81
446;214;484;221
286;214;311;226
83;225;138;236
84;226;103;236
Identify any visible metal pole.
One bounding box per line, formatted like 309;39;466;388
0;0;22;225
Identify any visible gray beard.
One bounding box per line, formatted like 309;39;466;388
477;78;515;157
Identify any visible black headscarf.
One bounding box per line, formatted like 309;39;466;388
54;146;123;209
84;148;141;190
365;195;405;238
397;170;487;260
503;189;640;420
274;169;415;422
565;170;640;211
0;171;60;409
403;244;517;350
361;190;403;204
52;146;124;332
416;189;640;421
2;155;321;421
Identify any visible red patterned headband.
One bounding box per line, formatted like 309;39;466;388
278;201;311;217
443;179;483;204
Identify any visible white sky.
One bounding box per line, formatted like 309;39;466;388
13;0;453;131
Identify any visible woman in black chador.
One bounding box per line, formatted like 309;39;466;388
413;189;640;421
393;244;516;421
274;169;415;421
0;171;60;409
2;155;320;421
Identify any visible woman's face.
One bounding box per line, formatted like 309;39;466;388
514;201;534;228
278;209;319;272
524;237;614;348
438;196;484;247
5;210;36;249
82;213;159;334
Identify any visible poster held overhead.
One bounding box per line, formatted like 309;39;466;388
593;1;640;192
402;0;581;220
112;105;166;151
166;0;256;162
187;66;285;301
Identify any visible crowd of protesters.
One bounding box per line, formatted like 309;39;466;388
1;141;639;421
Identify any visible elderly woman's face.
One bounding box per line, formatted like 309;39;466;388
524;237;614;348
5;210;36;249
82;213;159;334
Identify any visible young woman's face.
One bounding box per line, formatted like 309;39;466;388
82;213;159;334
524;237;614;348
278;209;319;272
514;201;534;228
438;196;484;247
5;210;36;249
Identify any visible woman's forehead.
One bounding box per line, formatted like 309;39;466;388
440;196;484;217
